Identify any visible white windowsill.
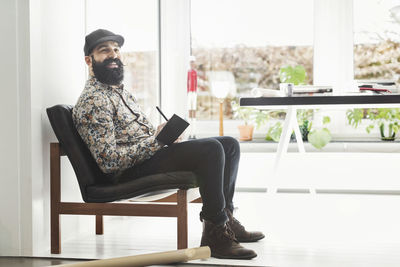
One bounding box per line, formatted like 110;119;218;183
190;117;400;153
238;140;400;153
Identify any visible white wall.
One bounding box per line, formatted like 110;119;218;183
0;0;89;256
30;0;89;255
0;0;32;256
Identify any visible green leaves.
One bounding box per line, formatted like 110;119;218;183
392;122;399;134
264;110;332;149
367;108;400;121
366;124;374;133
346;108;364;128
232;100;271;127
279;65;307;85
323;116;331;125
231;101;255;125
346;108;400;140
307;128;332;150
265;122;282;142
254;110;271;129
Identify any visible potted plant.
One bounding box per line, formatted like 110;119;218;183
231;101;271;141
231;101;255;141
346;108;400;141
291;109;314;141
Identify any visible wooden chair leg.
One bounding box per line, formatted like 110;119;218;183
51;212;60;254
177;189;188;249
96;215;104;235
50;143;61;254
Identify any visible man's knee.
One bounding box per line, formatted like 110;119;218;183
202;138;225;156
216;136;240;156
227;136;240;152
187;138;224;164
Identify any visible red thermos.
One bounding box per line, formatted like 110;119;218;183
187;68;197;93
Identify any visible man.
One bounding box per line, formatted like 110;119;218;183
73;29;264;259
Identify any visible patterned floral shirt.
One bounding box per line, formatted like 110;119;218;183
72;77;162;174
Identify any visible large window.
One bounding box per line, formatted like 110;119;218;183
353;0;400;85
190;0;314;120
86;0;159;123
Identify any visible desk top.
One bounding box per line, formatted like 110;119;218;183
240;94;400;106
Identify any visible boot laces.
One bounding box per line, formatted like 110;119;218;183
216;224;238;243
231;217;246;232
225;209;246;232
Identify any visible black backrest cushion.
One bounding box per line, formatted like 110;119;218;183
46;105;108;201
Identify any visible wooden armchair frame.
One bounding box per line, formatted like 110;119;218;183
50;142;201;254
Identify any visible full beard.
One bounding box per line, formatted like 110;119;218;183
91;56;124;85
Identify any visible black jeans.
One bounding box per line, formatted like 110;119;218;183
118;136;240;225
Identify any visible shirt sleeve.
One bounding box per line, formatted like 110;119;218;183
73;94;162;174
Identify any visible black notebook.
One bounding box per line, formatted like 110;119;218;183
155;114;190;145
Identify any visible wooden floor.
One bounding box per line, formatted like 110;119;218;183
32;191;400;267
0;257;83;267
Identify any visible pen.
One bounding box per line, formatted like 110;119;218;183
156;106;169;121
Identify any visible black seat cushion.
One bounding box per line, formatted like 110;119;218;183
86;171;197;203
47;104;197;203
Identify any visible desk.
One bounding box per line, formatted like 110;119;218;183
240;94;400;192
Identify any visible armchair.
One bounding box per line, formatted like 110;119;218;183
46;105;200;254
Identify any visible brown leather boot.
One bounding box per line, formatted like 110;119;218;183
200;220;257;259
226;209;265;242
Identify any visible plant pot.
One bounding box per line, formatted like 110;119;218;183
379;123;396;141
381;137;395;141
238;124;254;141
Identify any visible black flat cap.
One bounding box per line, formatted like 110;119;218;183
84;29;124;56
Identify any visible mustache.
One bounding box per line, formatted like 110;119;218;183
99;57;125;67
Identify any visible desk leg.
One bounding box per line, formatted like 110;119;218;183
292;113;315;194
271;107;296;193
292;116;305;153
270;107;308;194
283;109;314;194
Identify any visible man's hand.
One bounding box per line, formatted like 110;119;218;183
174;132;185;143
155;122;167;137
